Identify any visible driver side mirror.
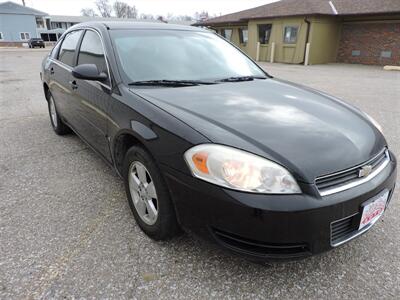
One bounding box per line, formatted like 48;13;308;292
72;64;108;82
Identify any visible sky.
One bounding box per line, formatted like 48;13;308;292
22;0;277;17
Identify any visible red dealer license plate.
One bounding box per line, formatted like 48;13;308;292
359;190;389;230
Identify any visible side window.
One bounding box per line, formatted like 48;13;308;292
258;24;272;44
50;38;63;59
77;30;108;81
239;28;248;44
58;30;82;67
221;29;233;41
283;26;298;44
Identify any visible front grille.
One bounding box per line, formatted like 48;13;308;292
212;228;310;259
316;149;389;196
330;214;360;245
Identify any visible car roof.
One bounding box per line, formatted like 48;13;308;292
73;21;206;32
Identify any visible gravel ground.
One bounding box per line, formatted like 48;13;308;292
0;49;399;299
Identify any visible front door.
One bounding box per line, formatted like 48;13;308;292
70;29;112;161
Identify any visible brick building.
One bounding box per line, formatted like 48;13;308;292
337;22;400;65
196;0;400;66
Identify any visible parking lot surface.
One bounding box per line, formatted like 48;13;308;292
0;49;399;299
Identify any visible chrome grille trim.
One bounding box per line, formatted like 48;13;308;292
330;213;379;247
316;149;390;197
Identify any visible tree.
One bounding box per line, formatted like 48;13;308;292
95;0;112;17
139;13;155;20
81;8;97;17
194;11;213;21
167;14;193;22
157;15;167;23
113;1;138;18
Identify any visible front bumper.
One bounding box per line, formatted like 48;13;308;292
161;152;397;260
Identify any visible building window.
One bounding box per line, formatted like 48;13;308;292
36;17;45;29
258;24;272;44
45;18;51;30
239;28;248;44
0;32;3;40
221;29;233;41
41;33;59;42
48;33;57;42
20;32;30;40
381;51;392;58
283;26;298;44
52;22;63;29
41;33;49;41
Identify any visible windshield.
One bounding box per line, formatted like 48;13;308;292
111;29;266;83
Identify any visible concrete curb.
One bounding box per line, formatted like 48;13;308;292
383;66;400;71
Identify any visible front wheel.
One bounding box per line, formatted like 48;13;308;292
123;146;181;240
47;93;70;135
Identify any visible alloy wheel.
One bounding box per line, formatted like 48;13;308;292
128;161;159;225
49;96;58;128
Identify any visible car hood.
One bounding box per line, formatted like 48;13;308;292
131;79;386;183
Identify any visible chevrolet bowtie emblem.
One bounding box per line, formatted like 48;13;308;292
359;165;373;178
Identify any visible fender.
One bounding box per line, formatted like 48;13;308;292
110;125;154;176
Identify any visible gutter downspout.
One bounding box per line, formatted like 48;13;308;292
303;17;311;64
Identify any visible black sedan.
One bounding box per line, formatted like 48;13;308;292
28;38;45;48
40;22;397;260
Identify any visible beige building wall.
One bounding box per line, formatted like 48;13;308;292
308;17;341;64
208;14;398;65
248;17;309;64
211;16;343;65
215;25;249;53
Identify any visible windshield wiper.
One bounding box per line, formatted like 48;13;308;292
216;76;267;82
128;79;216;87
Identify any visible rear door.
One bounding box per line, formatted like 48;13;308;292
49;30;83;124
71;29;112;161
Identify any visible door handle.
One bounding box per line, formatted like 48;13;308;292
69;80;78;90
50;67;54;75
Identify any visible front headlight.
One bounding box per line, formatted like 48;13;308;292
184;144;301;194
364;113;383;133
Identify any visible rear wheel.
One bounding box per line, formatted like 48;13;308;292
47;93;70;135
123;146;181;240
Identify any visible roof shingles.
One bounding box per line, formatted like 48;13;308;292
199;0;400;25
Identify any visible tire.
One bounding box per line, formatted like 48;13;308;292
123;146;181;240
47;92;71;135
